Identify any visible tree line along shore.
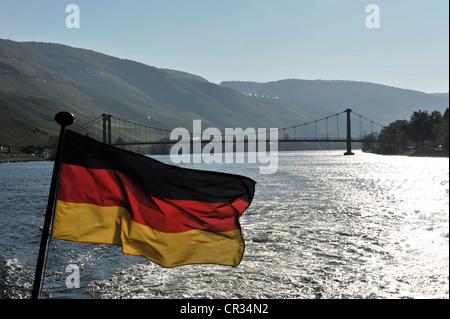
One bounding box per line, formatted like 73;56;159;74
362;109;449;157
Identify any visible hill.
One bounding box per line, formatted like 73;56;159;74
221;79;449;125
0;39;333;147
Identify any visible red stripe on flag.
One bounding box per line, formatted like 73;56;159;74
58;163;247;233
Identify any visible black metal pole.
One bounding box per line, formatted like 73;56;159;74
31;112;74;299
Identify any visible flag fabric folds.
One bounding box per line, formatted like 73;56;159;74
53;130;256;268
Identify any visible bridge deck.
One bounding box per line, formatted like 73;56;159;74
112;139;376;146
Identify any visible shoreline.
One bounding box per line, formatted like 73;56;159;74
2;149;448;164
363;148;449;158
0;156;50;164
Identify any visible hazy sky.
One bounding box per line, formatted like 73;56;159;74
0;0;448;93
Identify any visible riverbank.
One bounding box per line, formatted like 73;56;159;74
409;149;449;157
0;155;49;164
363;148;449;158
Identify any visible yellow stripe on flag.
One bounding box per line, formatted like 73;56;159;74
53;201;245;267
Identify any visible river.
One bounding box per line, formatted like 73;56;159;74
0;150;448;299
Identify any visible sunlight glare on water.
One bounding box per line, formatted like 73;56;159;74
86;151;449;299
0;151;448;299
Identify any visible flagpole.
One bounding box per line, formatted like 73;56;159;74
31;112;74;299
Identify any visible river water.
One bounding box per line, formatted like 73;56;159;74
0;150;448;299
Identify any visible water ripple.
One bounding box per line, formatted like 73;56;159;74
1;152;448;298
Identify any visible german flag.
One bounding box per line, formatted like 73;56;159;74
52;130;255;268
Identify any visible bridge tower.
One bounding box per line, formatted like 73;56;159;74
102;113;112;144
344;108;354;155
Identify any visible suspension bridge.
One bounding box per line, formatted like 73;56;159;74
74;109;384;155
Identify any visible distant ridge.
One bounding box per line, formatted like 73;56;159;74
160;68;209;83
221;79;449;124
